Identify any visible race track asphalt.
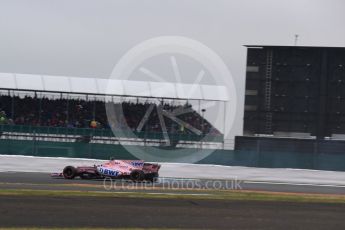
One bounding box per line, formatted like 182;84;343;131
1;172;345;229
1;195;345;229
0;172;345;195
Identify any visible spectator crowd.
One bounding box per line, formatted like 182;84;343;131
0;95;220;135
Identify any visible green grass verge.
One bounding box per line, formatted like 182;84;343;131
0;188;345;204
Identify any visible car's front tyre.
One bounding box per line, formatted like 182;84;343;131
63;166;77;179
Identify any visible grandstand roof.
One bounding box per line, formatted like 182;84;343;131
0;73;229;101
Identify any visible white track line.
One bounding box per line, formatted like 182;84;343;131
245;181;345;188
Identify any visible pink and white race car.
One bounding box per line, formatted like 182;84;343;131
51;159;161;182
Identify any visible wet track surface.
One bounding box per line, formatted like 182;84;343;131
0;172;345;195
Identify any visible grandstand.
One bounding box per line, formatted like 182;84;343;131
239;45;345;158
2;46;345;171
0;73;227;154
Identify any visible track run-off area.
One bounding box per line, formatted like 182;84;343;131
1;154;345;195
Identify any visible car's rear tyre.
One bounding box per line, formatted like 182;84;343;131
145;173;159;182
63;166;77;179
130;170;145;181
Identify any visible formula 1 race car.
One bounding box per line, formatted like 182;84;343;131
51;159;161;182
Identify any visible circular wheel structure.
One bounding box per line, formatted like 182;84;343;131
145;173;159;182
63;166;77;179
130;170;145;181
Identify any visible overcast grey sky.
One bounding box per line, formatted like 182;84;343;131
0;0;344;139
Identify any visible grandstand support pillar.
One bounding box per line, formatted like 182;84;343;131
66;96;69;124
92;99;96;120
38;96;42;125
11;91;14;120
157;105;170;146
